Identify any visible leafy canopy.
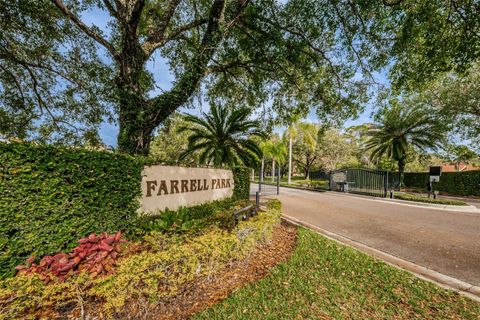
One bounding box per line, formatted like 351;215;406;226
1;0;393;146
366;102;445;185
0;0;113;144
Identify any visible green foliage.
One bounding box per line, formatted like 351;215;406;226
232;167;251;200
149;113;197;165
366;104;444;186
0;0;113;144
0;142;146;279
179;105;265;168
394;193;468;206
92;211;280;314
0;202;281;318
417;64;480;147
2;0;387;151
266;199;282;212
261;135;287;165
404;171;480;197
292;122;321;178
317;129;354;171
387;1;480;90
0;142;252;278
132;198;239;236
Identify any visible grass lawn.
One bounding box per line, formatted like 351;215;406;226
193;227;480;320
394;193;468;206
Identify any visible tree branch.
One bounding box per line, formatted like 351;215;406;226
146;0;251;131
382;0;405;6
102;0;121;21
143;18;208;55
142;0;181;55
51;0;119;59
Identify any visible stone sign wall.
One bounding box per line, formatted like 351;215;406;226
140;165;234;212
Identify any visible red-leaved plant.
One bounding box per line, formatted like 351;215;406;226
15;232;126;283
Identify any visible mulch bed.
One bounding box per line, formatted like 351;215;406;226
116;220;298;320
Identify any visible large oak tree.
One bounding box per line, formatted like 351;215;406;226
4;1;477;154
1;0;391;154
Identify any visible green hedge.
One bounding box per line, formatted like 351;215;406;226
0;142;147;278
232;167;250;200
404;171;480;196
0;143;251;279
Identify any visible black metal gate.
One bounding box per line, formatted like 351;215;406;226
311;168;393;197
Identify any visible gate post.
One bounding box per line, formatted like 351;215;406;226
328;171;333;191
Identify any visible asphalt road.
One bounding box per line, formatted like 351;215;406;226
263;186;480;286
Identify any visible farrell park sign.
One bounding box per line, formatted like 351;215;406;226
140;165;234;212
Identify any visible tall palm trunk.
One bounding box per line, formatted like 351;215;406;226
398;158;406;189
271;159;276;182
288;137;293;184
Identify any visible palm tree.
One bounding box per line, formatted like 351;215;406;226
366;105;443;187
178;105;264;167
261;137;287;182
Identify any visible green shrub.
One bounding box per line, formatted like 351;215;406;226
266;199;282;212
0;200;281;318
404;171;480;196
232;166;250;200
131;198;243;236
0;142;252;279
0;142;147;279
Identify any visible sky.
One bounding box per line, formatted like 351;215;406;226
82;7;389;148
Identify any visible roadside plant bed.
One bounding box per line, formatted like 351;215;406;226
394;193;468;206
194;227;480;320
113;220;297;320
0;200;282;319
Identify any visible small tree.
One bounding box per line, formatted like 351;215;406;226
179;105;264;167
261;136;287;182
443;144;479;171
366;104;443;187
149;114;196;164
317;130;353;171
292;122;321;179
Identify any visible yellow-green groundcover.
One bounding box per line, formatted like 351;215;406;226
0;201;281;319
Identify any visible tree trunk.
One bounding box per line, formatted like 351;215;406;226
288;136;292;184
115;51;152;155
398;158;406;189
260;157;265;182
271;159;275;182
53;0;245;155
115;0;234;155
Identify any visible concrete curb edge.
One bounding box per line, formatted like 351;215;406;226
282;214;480;302
272;184;480;213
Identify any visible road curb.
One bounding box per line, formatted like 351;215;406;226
369;197;480;212
282;214;480;302
272;184;480;213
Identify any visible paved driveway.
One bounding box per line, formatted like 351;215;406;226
266;186;480;286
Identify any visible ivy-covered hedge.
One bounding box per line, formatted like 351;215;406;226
0;142;147;279
232;166;250;200
0;143;252;279
404;171;480;196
